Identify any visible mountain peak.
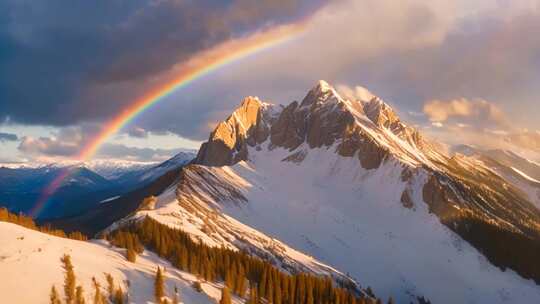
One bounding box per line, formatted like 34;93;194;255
303;80;402;129
300;80;344;108
316;79;332;92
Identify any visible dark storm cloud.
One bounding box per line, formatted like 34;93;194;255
0;0;321;126
0;132;18;142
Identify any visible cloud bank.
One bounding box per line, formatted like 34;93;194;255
423;98;507;127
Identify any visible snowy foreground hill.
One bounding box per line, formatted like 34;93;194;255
0;221;232;304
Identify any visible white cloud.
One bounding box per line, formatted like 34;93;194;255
96;143;187;162
423;98;507;127
16;125;99;159
336;85;376;102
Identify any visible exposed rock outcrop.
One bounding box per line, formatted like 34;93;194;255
270;101;306;150
195;97;273;166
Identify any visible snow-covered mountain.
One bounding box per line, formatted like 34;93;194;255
85;159;157;180
111;151;196;186
452;145;540;209
118;81;540;303
0;164;112;218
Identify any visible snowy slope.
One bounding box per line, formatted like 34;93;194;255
112;183;356;288
496;166;540;209
451;146;540;210
0;222;241;304
140;144;540;303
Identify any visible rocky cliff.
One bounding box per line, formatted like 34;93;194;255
196;81;432;170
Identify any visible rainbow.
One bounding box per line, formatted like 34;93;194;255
32;167;75;218
79;22;306;161
30;22;307;218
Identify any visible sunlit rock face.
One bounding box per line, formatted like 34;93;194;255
196;80;421;171
195;96;273;166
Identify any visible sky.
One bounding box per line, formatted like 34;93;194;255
1;0;540;163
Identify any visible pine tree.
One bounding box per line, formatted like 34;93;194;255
92;277;105;304
192;280;203;293
365;287;375;298
113;288;124;304
50;285;61;304
61;254;76;304
296;274;305;304
179;250;188;270
236;264;246;297
258;269;267;299
274;277;282;304
247;283;258;304
225;269;234;290
288;276;296;304
126;245;137;263
220;287;232;304
0;207;8;222
305;279;314;304
105;273;115;302
155;267;165;303
266;275;273;304
172;286;180;304
76;286;86;304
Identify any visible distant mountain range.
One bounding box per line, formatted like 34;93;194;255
0;151;195;219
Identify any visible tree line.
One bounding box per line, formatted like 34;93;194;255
107;216;389;304
451;212;540;284
0;207;87;241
